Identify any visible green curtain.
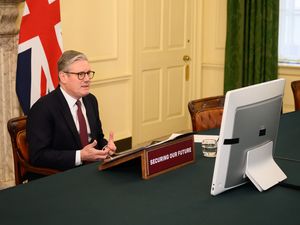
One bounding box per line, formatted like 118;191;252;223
224;0;279;93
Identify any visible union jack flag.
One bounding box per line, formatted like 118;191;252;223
16;0;63;114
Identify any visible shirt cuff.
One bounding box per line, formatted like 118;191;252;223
75;150;82;166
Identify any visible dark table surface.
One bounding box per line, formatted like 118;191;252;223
1;111;300;225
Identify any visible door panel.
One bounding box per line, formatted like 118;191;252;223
166;66;185;118
142;69;162;124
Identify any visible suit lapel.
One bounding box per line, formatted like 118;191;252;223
55;88;82;148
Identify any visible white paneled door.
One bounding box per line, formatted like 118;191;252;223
133;0;195;145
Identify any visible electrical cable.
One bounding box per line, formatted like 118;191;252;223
274;156;300;190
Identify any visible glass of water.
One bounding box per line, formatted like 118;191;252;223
201;139;217;157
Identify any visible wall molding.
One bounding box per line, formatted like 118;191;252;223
91;74;132;86
202;63;224;70
279;64;300;77
89;0;119;62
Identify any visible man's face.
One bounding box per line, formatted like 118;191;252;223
60;59;92;99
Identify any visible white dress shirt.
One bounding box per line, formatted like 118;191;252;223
60;87;91;166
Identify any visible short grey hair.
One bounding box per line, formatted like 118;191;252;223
57;50;88;72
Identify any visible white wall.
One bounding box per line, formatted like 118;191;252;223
61;0;133;141
279;65;300;112
199;0;227;98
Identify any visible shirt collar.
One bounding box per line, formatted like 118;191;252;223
60;87;82;108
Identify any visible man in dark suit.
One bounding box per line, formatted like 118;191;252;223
26;50;116;171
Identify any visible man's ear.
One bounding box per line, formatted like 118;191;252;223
59;71;66;83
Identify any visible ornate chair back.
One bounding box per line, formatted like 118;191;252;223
291;80;300;111
7;116;59;185
188;96;225;132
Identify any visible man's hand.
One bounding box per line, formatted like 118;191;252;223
80;140;109;162
106;131;117;156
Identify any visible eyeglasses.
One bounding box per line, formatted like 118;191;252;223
63;71;95;80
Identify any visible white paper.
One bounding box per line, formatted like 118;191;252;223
147;133;183;148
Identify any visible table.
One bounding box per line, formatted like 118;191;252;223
0;112;300;225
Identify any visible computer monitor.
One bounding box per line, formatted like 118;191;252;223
210;78;287;196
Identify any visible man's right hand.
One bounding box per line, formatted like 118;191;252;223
80;140;109;162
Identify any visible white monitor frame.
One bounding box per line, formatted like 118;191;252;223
211;78;287;196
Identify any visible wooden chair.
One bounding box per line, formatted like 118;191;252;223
188;95;225;132
291;80;300;111
7;116;60;185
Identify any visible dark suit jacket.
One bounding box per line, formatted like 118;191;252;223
26;87;108;170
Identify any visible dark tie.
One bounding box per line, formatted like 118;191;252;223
76;100;89;147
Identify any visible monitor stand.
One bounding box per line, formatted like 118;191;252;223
245;141;287;192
